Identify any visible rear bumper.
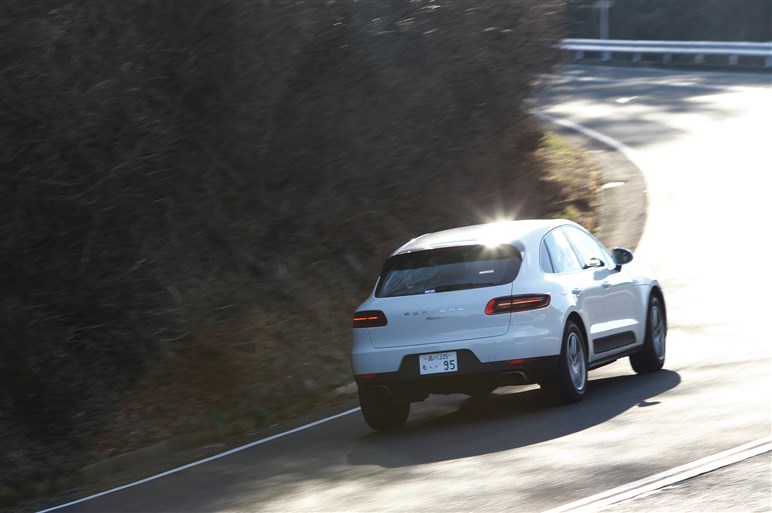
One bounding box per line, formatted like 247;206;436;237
355;350;559;402
351;324;562;375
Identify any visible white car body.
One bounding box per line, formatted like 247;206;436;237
351;219;666;430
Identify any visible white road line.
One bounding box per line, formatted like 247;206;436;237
35;407;361;513
531;111;646;173
543;436;772;513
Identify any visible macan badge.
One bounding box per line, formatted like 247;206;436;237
403;307;465;316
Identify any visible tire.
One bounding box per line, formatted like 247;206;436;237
630;295;666;373
543;320;588;404
358;387;410;431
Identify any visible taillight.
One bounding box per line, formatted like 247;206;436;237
352;310;388;328
485;294;550;315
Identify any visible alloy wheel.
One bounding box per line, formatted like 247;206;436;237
567;331;587;391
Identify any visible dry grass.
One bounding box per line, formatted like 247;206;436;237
537;131;601;231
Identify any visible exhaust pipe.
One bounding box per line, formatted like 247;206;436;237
368;385;394;398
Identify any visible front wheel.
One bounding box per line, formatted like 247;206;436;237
358;387;410;431
543;320;587;404
630;295;666;373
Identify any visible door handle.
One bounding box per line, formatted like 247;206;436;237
602;281;611;290
572;288;583;296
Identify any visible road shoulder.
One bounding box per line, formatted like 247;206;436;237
535;113;648;251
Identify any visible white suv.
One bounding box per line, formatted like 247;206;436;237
351;220;666;430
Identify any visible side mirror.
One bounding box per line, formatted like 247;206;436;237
612;247;634;270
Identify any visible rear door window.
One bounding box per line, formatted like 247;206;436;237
376;244;522;298
543;229;582;273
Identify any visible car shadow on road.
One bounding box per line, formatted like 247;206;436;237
347;370;680;468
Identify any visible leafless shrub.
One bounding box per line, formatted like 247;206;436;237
1;0;565;488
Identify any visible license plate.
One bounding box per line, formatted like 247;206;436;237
419;351;458;375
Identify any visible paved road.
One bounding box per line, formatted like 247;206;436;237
40;66;772;512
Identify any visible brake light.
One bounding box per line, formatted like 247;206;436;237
485;294;550;315
352;310;388;328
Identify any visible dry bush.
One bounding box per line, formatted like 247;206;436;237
1;0;566;489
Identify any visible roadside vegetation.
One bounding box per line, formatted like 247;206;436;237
0;0;607;502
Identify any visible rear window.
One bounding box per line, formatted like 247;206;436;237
375;244;522;298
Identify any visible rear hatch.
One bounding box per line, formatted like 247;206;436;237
367;244;521;348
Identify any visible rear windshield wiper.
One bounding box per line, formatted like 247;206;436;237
432;282;495;293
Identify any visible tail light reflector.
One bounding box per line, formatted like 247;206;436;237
485;294;550;315
352;310;388;328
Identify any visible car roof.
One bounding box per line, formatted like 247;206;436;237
392;219;578;255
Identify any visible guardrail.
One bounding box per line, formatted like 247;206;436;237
561;39;772;68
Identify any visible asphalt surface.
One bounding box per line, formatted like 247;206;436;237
34;66;772;513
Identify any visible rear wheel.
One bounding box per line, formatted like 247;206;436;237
358;387;410;431
543;320;587;404
630;295;666;373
